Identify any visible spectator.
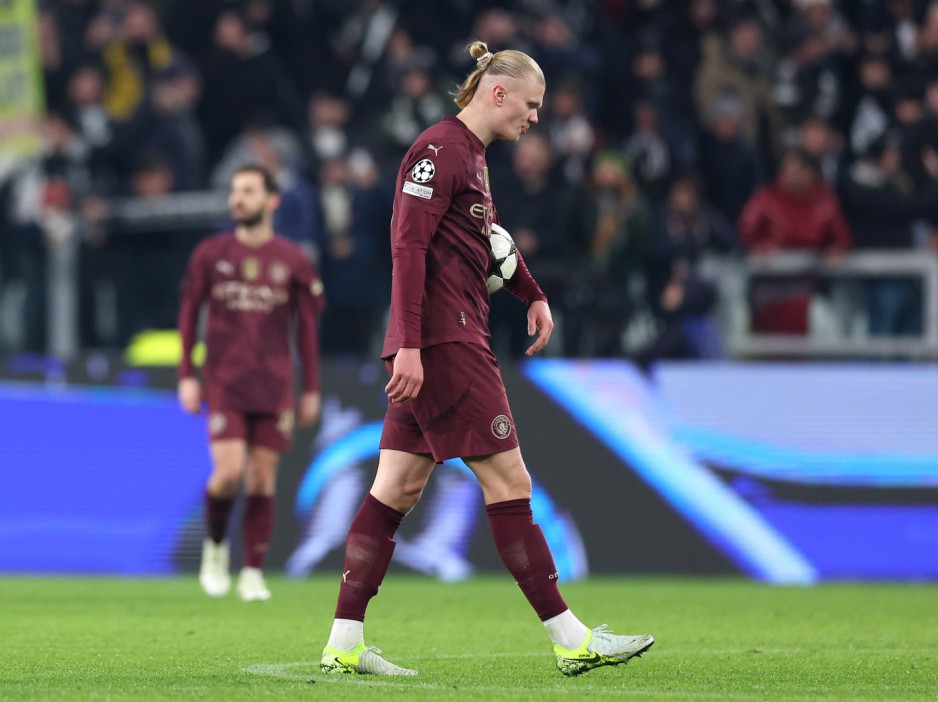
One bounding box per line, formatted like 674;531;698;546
100;1;186;123
543;81;595;184
7;112;91;353
378;59;447;168
695;15;785;161
198;9;303;166
489;131;571;357
101;153;204;345
845;52;895;156
798;116;845;185
635;176;737;369
565;151;653;357
839;132;928;336
698;94;765;224
318;151;392;357
739;148;853;334
623;99;679;204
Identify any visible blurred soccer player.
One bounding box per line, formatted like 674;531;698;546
319;42;654;677
177;164;325;601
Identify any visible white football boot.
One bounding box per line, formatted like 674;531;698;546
199;539;231;597
236;567;272;602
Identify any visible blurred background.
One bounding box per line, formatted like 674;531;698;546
2;0;937;583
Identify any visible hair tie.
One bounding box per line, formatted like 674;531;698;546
477;51;494;69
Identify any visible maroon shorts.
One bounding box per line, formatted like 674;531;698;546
206;407;294;454
379;343;519;462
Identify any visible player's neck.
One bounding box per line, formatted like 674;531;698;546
456;109;493;148
234;224;274;247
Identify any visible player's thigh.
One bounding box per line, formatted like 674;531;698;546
370;448;437;513
463;446;532;505
209;438;249;486
248;410;294;454
409;343;520;461
245;445;281;495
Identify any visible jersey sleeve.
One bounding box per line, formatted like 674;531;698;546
504;248;548;307
177;242;209;379
292;256;325;393
388;143;462;349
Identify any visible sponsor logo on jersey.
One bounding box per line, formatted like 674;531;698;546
411;158;435;183
211;281;288;312
483;166;490;192
209;412;227;436
403;181;433;199
491;414;512;439
427;144;442;155
469;203;492;220
269;262;289;284
241;257;260;281
215;260;234;276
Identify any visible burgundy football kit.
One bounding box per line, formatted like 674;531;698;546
379;116;547;461
178;233;325;452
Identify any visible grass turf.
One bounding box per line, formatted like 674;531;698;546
1;575;935;701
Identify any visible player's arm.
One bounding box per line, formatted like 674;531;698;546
295;262;325;427
503;250;553;356
386;146;455;404
177;245;208;414
385;206;444;404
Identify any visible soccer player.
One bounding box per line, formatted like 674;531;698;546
319;42;654;677
177;164;325;601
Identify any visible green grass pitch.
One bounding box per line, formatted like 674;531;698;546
1;575;935;701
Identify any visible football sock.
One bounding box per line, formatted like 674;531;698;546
205;491;235;544
327;618;365;651
334;493;404;622
485;498;569;621
544;609;590;650
243;494;274;569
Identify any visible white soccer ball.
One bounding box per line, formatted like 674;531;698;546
486;223;518;294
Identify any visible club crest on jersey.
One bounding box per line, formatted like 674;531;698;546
269;262;289;284
215;260;234;276
241;257;260;281
457;311;466;327
412;158;435;183
277;410;295;436
491;414;512;439
209;412;227;436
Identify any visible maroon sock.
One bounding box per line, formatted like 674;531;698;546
486;498;568;621
205;491;235;544
334;493;405;622
243;494;274;569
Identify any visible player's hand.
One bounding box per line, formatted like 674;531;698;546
386;347;423;404
177;377;202;414
525;300;554;356
297;391;321;427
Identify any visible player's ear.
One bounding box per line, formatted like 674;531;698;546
268;193;281;211
493;84;506;107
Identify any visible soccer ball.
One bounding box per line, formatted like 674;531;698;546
486;223;518;294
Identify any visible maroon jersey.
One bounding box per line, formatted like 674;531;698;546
381;116;546;359
178;233;325;413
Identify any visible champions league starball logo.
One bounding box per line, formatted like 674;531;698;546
411;159;435;183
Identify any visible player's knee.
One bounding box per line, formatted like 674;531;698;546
210;466;242;492
398;480;425;512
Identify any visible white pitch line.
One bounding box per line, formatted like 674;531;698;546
242;661;876;700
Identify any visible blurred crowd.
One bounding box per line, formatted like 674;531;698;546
4;0;938;363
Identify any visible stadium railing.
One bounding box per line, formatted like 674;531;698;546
702;250;938;360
